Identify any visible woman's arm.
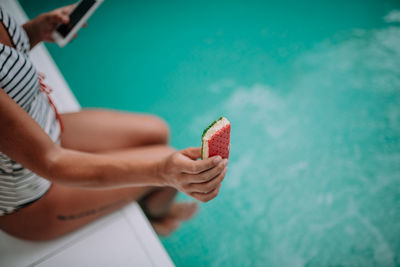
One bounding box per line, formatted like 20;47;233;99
22;5;74;49
0;89;227;202
0;88;159;187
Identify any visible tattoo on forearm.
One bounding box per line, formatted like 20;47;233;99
57;198;128;220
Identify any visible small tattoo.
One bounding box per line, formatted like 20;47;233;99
57;198;128;220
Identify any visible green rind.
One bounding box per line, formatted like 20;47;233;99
201;116;224;159
202;117;224;139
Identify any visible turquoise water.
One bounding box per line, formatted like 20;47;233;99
21;1;400;266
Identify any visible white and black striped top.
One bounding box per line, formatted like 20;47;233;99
0;7;60;216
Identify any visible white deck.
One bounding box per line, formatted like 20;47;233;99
0;1;174;266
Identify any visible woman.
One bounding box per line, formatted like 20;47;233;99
0;5;228;240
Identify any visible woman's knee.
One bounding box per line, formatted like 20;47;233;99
156;116;170;144
142;115;170;145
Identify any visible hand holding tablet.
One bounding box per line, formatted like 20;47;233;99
52;0;103;47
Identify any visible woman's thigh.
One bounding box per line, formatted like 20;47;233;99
0;183;154;241
60;109;170;152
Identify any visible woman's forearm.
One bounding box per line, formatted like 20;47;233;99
22;21;41;49
46;146;166;189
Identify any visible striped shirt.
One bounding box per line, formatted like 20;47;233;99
0;7;60;216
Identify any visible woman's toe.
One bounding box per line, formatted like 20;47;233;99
150;217;181;237
169;202;198;221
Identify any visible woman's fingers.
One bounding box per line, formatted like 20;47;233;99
48;9;69;24
58;13;70;24
161;147;229;203
178;151;222;175
50;4;76;25
183;159;227;183
187;166;228;194
190;183;222;203
62;4;77;15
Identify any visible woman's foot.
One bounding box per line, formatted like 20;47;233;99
150;202;198;236
139;187;178;219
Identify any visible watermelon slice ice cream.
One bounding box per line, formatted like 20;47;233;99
201;117;231;160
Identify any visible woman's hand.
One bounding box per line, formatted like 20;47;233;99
22;5;84;49
158;147;229;202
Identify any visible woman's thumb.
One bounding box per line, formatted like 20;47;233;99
180;147;201;160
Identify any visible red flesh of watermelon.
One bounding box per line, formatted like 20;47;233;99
208;124;231;159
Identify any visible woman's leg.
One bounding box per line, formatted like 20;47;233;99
60;109;170;152
59;109;180;218
0;110;195;240
0;182;152;241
